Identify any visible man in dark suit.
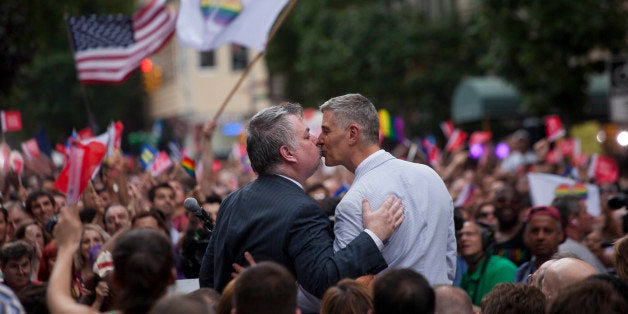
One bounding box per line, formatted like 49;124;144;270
199;103;404;303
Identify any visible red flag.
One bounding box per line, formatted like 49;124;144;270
445;129;468;152
1;110;22;132
469;131;492;147
558;138;579;160
588;154;619;184
107;121;124;157
9;151;24;176
54;140;107;204
545;115;565;142
21;139;42;160
78;127;94;140
150;151;173;177
440;120;454;138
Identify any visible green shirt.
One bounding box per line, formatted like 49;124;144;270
461;254;517;305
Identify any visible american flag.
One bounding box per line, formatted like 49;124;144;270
67;0;176;84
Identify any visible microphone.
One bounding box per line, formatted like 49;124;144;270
184;197;214;232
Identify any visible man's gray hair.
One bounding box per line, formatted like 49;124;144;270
246;103;302;175
319;93;380;145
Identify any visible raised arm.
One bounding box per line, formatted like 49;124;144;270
47;205;99;314
199;119;217;198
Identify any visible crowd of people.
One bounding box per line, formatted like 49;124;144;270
0;93;626;313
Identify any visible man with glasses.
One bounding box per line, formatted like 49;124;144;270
0;241;40;294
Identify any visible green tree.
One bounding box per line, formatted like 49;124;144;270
266;0;485;137
476;0;628;121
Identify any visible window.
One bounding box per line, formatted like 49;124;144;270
231;44;248;70
199;51;215;68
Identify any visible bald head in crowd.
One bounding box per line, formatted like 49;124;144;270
434;285;473;314
541;257;597;299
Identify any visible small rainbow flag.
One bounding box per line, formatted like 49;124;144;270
201;0;242;25
554;183;588;199
181;156;195;178
378;109;404;142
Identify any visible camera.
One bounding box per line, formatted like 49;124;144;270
45;215;59;234
608;191;628;210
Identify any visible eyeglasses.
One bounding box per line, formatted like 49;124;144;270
478;212;495;218
526;273;535;285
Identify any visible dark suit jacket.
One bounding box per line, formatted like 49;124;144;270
199;175;387;298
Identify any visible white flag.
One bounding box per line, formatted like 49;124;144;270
176;0;290;51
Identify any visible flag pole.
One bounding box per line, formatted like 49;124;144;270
210;0;299;123
64;13;100;134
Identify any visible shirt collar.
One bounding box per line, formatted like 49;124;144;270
276;174;303;190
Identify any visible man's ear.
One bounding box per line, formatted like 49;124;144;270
348;124;360;145
279;145;297;162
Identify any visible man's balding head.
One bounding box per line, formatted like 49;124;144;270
542;257;597;299
434;285;473;314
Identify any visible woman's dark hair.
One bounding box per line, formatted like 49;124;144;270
113;229;174;314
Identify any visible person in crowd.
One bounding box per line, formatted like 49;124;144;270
216;279;236;314
167;179;189;233
24;190;56;227
583;230;614;269
491;185;530;267
103;205;132;236
0;282;26;313
17;283;49;314
48;203;176;314
457;221;516;305
372;268;434;314
587;273;628;302
13;219;49;280
540;257;597;299
320;278;373;314
0;207;8;247
614;234;628;281
0;241;41;294
51;191;67;211
480;283;545;314
6;202;29;239
74;224;110;303
433;285;473;314
187;288;221;313
551;195;607;273
148;183;180;244
515;206;564;282
475;202;498;228
199;104;404;309
498;129;536;174
546;276;627;314
316;94;456;286
131;208;171;238
150;292;215;314
231;261;298;314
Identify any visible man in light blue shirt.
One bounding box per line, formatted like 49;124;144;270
317;93;457;285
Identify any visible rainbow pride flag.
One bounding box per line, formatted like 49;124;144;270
200;0;242;25
378;109;404;142
181;156;195;178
